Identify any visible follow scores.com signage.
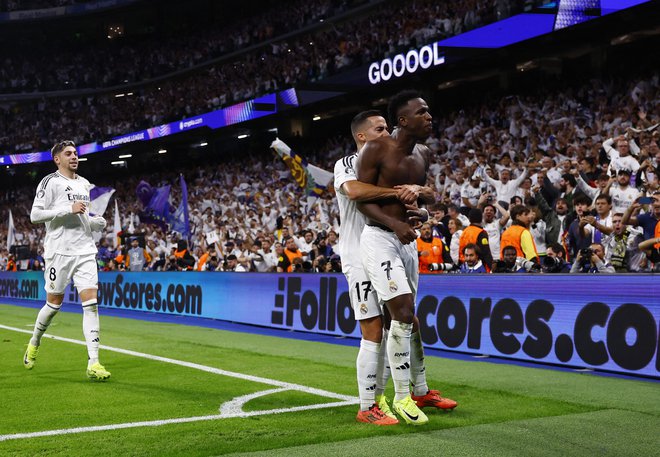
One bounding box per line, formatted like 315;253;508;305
1;271;657;378
368;42;445;85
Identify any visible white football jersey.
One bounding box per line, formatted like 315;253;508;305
334;153;365;268
610;185;640;214
32;172;98;259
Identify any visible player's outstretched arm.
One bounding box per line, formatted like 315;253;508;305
341;180;399;202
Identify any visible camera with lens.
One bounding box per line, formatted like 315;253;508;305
517;258;541;272
542;255;563;273
580;248;593;258
428;263;457;272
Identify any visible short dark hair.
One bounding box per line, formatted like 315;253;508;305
561;174;577;187
463;243;480;257
502;245;517;255
468;208;483;224
595;194;612;204
547;243;566;259
51;140;75;158
350;110;384;138
388;90;422;127
573;194;592;207
510;205;530;221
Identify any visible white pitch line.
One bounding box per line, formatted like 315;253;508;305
0;324;356;402
0;401;356;442
0;324;359;442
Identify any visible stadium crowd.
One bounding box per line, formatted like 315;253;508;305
0;0;502;153
2;66;659;274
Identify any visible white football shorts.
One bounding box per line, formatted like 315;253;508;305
342;263;382;321
360;225;418;303
44;254;98;295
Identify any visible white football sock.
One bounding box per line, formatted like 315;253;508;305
30;302;61;347
82;299;100;366
375;328;391;398
388;320;412;401
357;339;380;411
410;331;429;396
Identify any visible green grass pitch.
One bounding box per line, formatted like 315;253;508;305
0;303;658;457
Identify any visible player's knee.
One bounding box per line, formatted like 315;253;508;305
360;317;383;343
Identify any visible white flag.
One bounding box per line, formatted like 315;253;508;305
7;210;16;251
113;199;122;248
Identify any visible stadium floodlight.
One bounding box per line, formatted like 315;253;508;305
118;154;132;159
200;142;208;147
111;160;125;166
237;134;249;139
158;149;167;154
115;93;125;98
78;157;88;162
312;115;321;121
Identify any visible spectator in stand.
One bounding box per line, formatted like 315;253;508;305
638;234;660;271
535;189;573;247
478;198;509;261
459;244;488;273
480;167;529;209
460;175;481;215
126;237;151;272
622;195;660;241
603;135;640;176
223;254;247;272
566;194;595;260
581;194;614;243
602;213;645;272
447;217;464;264
607;169;639;215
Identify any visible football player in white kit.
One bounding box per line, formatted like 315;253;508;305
356;92;457;425
24;140;111;380
335;111;456;425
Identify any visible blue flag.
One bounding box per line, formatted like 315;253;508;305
140;184;171;229
169;175;190;240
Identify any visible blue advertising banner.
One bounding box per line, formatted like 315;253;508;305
1;271;657;378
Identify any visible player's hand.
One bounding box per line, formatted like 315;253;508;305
71;201;86;214
392;220;417;245
394;185;420;205
405;204;428;228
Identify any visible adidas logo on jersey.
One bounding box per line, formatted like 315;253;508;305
65;186;72;191
395;362;410;370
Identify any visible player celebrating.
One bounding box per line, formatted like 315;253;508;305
335;111;405;425
24;140;111;380
356;91;457;425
